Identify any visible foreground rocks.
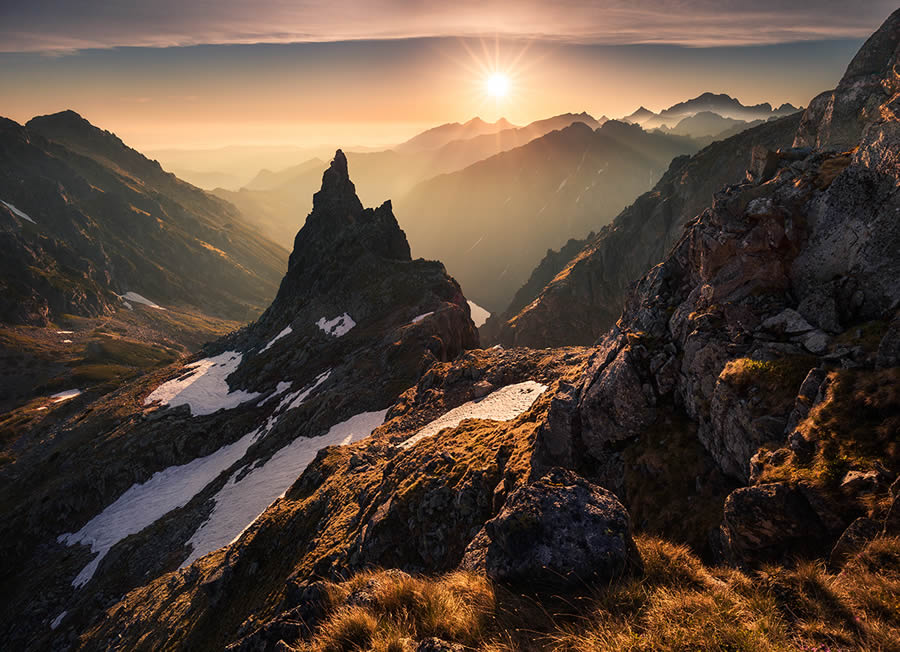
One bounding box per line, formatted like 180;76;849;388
461;468;640;586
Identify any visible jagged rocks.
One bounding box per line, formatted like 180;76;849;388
461;468;640;587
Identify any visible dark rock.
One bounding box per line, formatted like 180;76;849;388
748;145;781;183
830;517;882;567
721;482;828;566
460;468;640;586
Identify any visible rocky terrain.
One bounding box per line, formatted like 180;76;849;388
1;9;899;652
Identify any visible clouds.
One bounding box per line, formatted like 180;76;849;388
1;0;896;52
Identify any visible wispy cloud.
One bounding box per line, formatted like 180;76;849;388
0;0;895;53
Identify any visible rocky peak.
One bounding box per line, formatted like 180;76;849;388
255;148;471;361
286;150;411;276
309;149;364;224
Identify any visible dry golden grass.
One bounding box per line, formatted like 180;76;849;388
297;535;900;651
759;367;900;490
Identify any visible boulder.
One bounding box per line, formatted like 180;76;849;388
721;482;828;566
460;468;640;587
829;517;882;567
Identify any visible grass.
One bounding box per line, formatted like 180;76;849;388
758;368;900;491
289;535;900;652
719;356;816;396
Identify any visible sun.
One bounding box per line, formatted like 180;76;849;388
485;72;510;98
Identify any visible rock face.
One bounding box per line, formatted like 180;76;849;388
491;112;801;347
461;468;640;586
530;8;900;566
794;9;900;149
0;111;288;324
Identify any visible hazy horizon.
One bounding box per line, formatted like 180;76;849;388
3;0;895;151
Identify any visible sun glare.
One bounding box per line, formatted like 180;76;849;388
486;73;510;98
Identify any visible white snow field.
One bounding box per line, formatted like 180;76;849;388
1;199;36;223
316;313;356;337
51;389;82;403
143;351;260;416
181;408;387;567
261;326;293;352
122;291;165;310
398;381;547;449
60;368;336;587
58;425;266;588
411;311;434;324
467;300;491;327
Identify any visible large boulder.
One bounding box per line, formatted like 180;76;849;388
460;468;640;587
720;482;829;566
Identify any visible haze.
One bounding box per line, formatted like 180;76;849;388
2;0;894;152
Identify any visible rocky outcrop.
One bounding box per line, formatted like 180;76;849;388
528;9;900;568
794;8;900;149
461;468;640;587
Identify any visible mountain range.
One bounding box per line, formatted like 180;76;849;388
0;111;287;326
625;92;800;131
0;9;898;650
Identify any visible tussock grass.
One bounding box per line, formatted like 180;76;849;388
299;535;900;651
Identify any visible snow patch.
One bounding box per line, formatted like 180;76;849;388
257;380;293;406
261;325;292;352
62;339;72;343
144;351;259;416
467;300;490;328
276;370;331;413
398;381;547;449
412;311;434;324
50;611;67;630
51;389;82;403
58;424;268;588
1;199;36;224
316;313;355;337
56;330;74;334
181;408;387;567
122;291;165;310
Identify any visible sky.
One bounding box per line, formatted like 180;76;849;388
0;1;895;150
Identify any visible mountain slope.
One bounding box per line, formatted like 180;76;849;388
488;111;802;347
69;12;900;649
4;9;899;652
394;116;515;152
0;111;288;325
398;120;699;312
0;151;479;648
